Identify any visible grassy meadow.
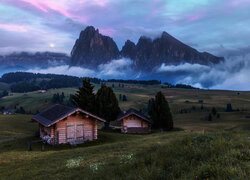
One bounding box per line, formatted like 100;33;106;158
0;83;249;179
1;82;250;114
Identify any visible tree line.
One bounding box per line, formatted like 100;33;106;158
1;72;198;93
0;90;8;98
72;78;173;130
162;83;198;89
107;79;161;85
72;79;120;129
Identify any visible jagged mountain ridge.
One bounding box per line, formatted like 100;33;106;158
71;26;120;67
0;52;69;69
70;26;224;71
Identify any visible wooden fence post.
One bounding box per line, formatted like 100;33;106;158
27;141;32;151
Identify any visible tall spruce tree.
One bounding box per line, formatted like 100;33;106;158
95;85;121;128
149;91;173;130
147;98;155;113
72;78;95;114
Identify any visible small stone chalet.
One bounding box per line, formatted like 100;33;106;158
116;108;153;134
32;104;105;145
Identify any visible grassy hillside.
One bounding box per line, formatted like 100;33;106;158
1;83;250;115
0;82;10;91
0;84;249;179
0;114;249;179
0;88;76;113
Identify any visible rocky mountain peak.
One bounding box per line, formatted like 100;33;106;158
70;26;120;67
121;40;136;58
70;26;224;71
161;31;171;38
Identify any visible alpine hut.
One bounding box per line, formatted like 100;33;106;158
116;108;152;134
32;104;105;145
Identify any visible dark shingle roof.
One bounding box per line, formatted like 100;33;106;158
32;104;105;127
116;108;153;124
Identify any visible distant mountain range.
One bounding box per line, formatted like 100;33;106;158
0;26;224;79
0;52;69;68
70;26;224;71
0;52;69;75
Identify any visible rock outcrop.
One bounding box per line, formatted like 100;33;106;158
70;26;224;71
70;26;120;67
121;32;223;71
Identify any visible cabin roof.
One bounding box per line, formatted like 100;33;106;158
32;104;105;127
116;108;153;124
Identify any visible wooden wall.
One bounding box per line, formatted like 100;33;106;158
39;112;98;145
122;114;150;133
55;113;97;144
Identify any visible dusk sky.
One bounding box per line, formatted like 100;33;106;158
0;0;250;56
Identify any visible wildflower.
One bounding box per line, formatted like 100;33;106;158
120;153;134;164
66;156;84;168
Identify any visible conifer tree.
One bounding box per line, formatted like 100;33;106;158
147;98;155;113
72;78;95;114
212;107;217;115
95;85;121;128
149;91;173;130
122;95;127;101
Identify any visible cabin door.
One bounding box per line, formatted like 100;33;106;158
76;124;84;141
66;125;74;142
66;124;84;142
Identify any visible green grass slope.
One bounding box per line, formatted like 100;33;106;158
1;83;250;115
0;84;250;179
0;114;249;179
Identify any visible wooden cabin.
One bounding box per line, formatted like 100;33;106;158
32;104;105;145
116;108;152;134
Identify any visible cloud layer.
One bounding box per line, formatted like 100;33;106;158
157;54;250;91
0;0;249;55
27;58;135;79
25;55;250;91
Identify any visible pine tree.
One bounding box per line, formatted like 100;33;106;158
122;95;127;101
208;114;212;121
2;90;8;97
95;85;121;129
72;78;95;114
226;104;233;112
212;107;217;116
147;98;155;113
149;91;173;130
67;94;73;106
58;92;65;104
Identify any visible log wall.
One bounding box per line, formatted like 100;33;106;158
122;114;150;133
55;114;97;144
38;113;98;144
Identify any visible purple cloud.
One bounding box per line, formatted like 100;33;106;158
0;0;249;56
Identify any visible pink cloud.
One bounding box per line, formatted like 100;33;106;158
0;24;27;32
187;12;207;23
99;28;116;36
11;0;89;23
20;0;48;12
228;0;250;7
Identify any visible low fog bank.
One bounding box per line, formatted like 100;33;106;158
27;58;138;79
157;54;250;91
22;54;250;91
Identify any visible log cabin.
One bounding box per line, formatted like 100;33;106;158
32;104;105;145
116;108;153;134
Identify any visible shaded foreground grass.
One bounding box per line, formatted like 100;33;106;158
0;130;249;180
